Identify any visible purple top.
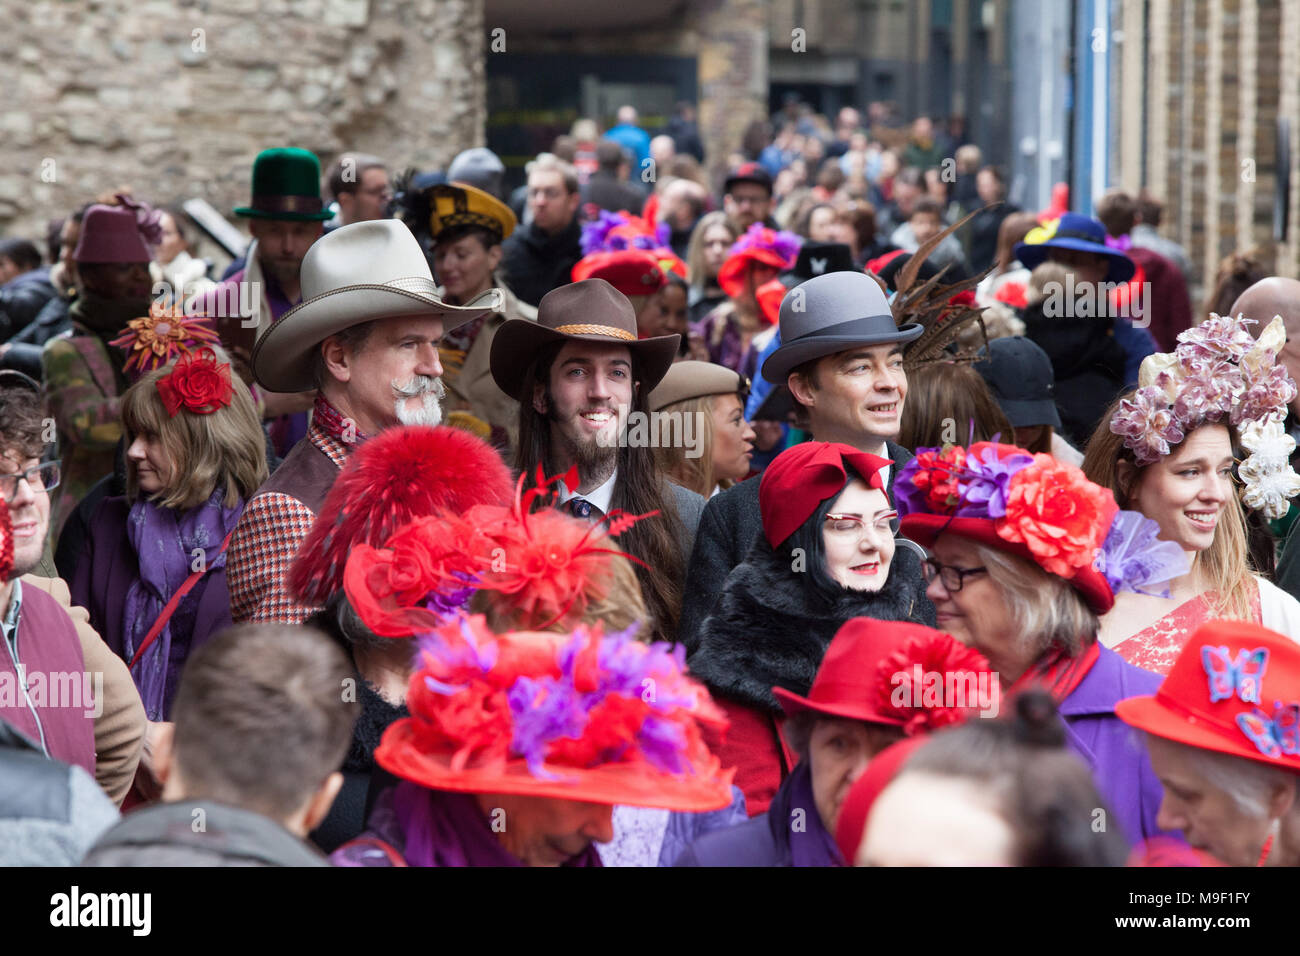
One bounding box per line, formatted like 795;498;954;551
1060;645;1172;845
331;782;604;867
674;761;843;867
691;304;763;382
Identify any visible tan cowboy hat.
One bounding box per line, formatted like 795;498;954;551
489;278;679;401
251;219;502;392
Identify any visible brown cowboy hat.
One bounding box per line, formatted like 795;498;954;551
489;278;680;401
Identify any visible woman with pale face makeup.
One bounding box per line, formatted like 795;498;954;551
688;442;934;814
896;439;1185;843
1084;314;1300;674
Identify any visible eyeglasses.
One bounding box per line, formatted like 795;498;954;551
0;460;60;499
824;512;896;536
922;557;987;593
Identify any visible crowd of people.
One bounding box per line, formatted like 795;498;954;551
5;95;1300;871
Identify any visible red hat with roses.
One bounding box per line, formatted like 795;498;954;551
895;441;1189;614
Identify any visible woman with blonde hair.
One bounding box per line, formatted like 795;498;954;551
71;345;267;722
648;361;756;498
1083;314;1300;673
685;211;738;325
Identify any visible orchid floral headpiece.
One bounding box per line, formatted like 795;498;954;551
1109;313;1300;518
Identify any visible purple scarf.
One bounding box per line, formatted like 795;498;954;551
392;782;604;867
122;489;243;721
769;761;845;867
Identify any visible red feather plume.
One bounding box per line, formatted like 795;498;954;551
288;425;514;607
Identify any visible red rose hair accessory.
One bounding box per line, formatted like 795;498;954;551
758;441;892;549
343;465;657;638
155;348;233;417
110;303;221;378
0;492;12;582
374;614;735;810
287;425;514;609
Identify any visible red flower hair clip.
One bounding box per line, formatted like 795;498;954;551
156;348;234;417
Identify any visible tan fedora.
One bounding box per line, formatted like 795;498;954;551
647;361;746;412
489;278;679;401
251;219;503;392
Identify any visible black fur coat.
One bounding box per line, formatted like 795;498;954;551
687;535;934;715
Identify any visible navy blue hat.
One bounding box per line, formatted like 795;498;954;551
973;336;1061;430
1013;212;1135;284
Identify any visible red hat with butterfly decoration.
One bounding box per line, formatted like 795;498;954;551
342;465;656;638
1117;619;1300;773
287;425;516;610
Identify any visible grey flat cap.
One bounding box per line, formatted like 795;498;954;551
760;271;922;384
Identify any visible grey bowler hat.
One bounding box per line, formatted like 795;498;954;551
760;271;922;384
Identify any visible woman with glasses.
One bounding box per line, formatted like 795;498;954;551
895;439;1187;843
687;442;934;814
70;347;267;728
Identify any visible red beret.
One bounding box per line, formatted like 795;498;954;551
758;442;893;549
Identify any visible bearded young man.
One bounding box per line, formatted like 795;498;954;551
226;220;501;623
490;278;705;641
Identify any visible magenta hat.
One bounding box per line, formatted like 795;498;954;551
73;204;153;264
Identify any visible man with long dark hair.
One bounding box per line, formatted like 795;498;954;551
491;279;705;642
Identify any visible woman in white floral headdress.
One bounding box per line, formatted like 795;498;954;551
1082;314;1300;673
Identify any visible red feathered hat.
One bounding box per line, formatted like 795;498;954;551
759;441;892;549
773;619;995;734
342;465;656;638
374;615;735;811
287;425;514;608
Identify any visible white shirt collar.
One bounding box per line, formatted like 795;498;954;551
557;468;618;515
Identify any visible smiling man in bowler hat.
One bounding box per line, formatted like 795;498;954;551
678;269;926;649
490;278;705;642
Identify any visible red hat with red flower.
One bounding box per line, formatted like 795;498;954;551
341;465;655;638
759;441;892;549
716;224;801;302
773;618;996;733
374;614;735;810
895;441;1189;614
1116;619;1300;774
287;425;515;610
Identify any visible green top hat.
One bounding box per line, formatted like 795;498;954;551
233;147;333;221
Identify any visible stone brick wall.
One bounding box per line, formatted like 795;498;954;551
0;0;486;244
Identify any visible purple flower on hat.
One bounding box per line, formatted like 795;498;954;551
1111;386;1186;466
580;210;626;255
115;193;164;248
1095;509;1189;597
1172;357;1240;424
954;444;1034;519
728;222;801;264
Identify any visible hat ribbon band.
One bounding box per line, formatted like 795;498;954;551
791;312;899;342
553;323;636;341
249;195;324;214
1047;229;1109;244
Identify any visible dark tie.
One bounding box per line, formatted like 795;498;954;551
568;497;594;520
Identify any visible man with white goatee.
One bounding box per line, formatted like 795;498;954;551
226;219;502;623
